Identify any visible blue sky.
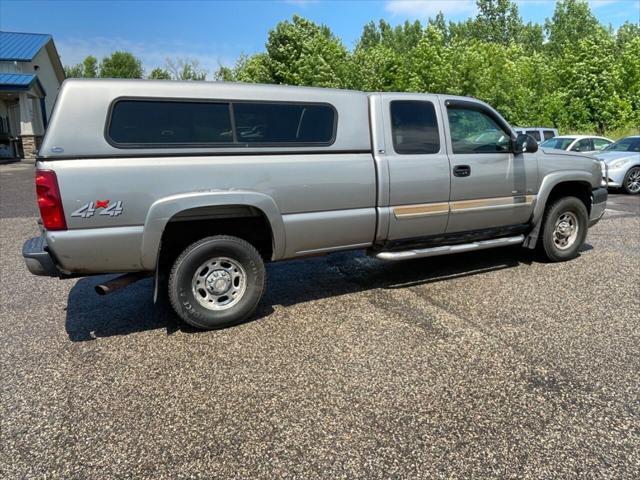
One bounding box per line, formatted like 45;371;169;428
1;0;638;74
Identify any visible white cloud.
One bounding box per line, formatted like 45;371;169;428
55;36;238;76
385;0;478;19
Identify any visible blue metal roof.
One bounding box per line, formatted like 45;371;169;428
0;73;37;89
0;32;51;61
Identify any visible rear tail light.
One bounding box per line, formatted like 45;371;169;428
36;169;67;230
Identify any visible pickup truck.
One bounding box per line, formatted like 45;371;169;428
23;79;607;329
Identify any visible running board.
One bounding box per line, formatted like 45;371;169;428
374;235;525;261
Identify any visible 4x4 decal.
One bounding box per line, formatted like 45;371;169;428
71;200;123;218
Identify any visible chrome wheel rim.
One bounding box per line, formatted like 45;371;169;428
626;168;640;193
553;211;579;250
191;257;246;310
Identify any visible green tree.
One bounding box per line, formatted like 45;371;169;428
99;51;143;79
545;0;602;54
618;37;640;127
64;63;84;78
350;44;405;91
408;25;454;94
356;19;423;53
64;55;99;78
166;58;207;80
473;0;523;45
264;15;350;88
82;55;98;78
616;21;640;49
559;30;629;133
148;67;172;80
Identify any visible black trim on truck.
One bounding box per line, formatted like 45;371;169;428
36;149;373;161
22;236;62;277
592;186;608;205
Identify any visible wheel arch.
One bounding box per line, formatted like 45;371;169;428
532;172;595;224
524;171;595;249
140;191;286;270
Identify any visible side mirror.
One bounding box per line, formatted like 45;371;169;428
514;133;538;154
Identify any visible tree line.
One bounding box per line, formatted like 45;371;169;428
65;0;640;136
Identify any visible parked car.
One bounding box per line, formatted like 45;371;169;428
515;127;559;143
596;136;640;194
541;135;614;154
23;80;607;329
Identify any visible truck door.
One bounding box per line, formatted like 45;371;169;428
442;99;537;233
380;95;451;241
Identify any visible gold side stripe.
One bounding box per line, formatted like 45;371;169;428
393;195;535;219
393;202;449;219
450;195;535;211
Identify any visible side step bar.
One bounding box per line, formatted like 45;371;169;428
374;235;525;261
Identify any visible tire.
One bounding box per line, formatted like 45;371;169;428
622;166;640;195
168;235;266;330
539;196;588;262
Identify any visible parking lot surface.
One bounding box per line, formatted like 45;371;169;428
1;161;639;479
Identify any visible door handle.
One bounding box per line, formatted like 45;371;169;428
453;165;471;177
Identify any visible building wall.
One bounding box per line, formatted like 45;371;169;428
22;47;61;120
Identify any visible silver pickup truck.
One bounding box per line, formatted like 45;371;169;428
23;79;607;329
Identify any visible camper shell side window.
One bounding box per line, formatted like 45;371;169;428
106;98;338;149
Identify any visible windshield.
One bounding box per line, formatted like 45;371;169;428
541;137;575;150
604;137;640;152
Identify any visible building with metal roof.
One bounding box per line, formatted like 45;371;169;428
0;31;65;160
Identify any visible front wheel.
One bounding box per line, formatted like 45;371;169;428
539;196;588;262
168;235;266;329
622;166;640;195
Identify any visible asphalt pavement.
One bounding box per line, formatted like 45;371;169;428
1;161;639;479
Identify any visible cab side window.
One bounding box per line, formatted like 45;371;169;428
571;138;592;152
543;130;555;140
390;100;440;154
447;107;511;154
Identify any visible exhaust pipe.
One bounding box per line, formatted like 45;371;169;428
95;272;151;296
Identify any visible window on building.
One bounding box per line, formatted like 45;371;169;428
390;101;440;154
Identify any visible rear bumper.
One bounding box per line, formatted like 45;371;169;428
589;187;607;227
22;235;62;277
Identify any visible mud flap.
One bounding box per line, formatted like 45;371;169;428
523;221;541;249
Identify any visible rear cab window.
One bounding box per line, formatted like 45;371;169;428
390;100;440;154
526;130;542;142
107;99;337;147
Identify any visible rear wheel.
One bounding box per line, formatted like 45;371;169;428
622;166;640;195
540;196;588;262
168;235;266;329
